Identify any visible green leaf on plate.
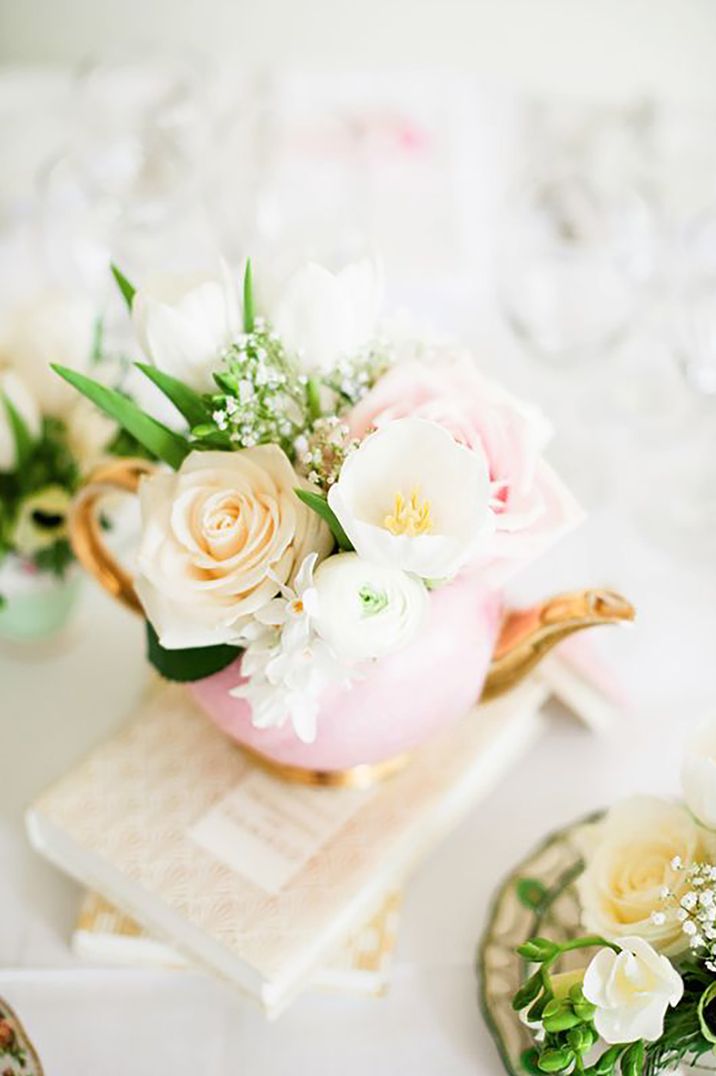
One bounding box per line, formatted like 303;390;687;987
516;877;548;911
135;363;212;429
1;391;34;469
294;488;353;551
243;258;254;333
52;364;190;470
146;621;242;682
111;263;137;310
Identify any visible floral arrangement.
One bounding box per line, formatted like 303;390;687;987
0;288;121;606
57;256;582;742
512;718;716;1075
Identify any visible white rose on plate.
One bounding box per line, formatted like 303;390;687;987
327;417;494;580
0;289;96;416
269;258;383;373
583;937;683;1044
134;447;332;649
0;369;41;471
574;796;716;955
132;261;241;393
682;716;716;830
313;552;428;662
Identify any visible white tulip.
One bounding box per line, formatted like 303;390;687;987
0;369;41;471
132;261;241;393
583;937;683;1044
313;552;428;662
0;289;96;416
270;258;383;373
682;717;716;829
327;417;494;580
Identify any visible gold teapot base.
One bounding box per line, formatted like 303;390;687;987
240;744;412;788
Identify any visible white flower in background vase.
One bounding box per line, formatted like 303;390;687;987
134;448;332;650
574;795;716;955
231;554;349;744
269;258;383;373
313;552;428;662
583;937;683;1043
0;289;97;416
682;716;716;829
0;369;41;471
327;417;494;580
132;260;241;392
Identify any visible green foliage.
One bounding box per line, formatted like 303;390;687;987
243;258;255;333
643;962;715;1074
294;488;353;551
53;365;190;470
135;363;212;429
146;622;242;683
1;391;35;469
111;263;136;310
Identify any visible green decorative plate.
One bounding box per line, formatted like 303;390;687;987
477;813;716;1075
0;996;45;1075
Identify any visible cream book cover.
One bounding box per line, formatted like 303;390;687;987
74;890;402;996
27;680;548;1016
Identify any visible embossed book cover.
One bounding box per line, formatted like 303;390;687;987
27;681;547;1015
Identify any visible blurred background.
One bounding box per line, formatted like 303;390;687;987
1;3;716;1070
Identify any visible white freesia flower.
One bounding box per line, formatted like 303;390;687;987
132;260;241;392
313;552;428;662
270;258;383;373
327;417;494;580
0;289;96;416
0;369;41;471
231;553;349;744
682;716;716;830
134;448;332;650
574;796;716;954
583;937;683;1044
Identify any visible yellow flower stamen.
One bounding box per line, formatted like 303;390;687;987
383;488;433;537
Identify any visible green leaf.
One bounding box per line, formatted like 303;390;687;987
512;971;543;1012
516;878;548;911
135;363;211;429
517;938;560;963
537;1047;574;1073
243;258;254;333
698;981;716;1044
619;1041;644;1076
90;316;104;364
1;391;34;469
52;365;189;470
306;377;322;421
111;263;137;310
146;621;242;682
213;371;239;395
294;488;353;551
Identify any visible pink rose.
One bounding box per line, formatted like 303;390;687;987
348;356;583;583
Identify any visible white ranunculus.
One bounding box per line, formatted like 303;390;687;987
682;717;716;829
313;552;428;662
327;417;494;580
583;937;683;1044
132;261;241;393
0;369;41;471
269;258;383;373
134;447;332;650
0;289;96;416
574;796;716;954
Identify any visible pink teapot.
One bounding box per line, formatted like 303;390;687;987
69;458;634;785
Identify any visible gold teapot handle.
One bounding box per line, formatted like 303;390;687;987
70;458;636;692
480;589;635;702
69;456;156;615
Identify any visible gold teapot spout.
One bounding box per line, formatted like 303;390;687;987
480;589;635;702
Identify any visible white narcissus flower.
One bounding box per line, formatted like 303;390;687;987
0;289;96;416
583;937;683;1044
132;261;241;392
0;369;41;471
327;417;494;580
134;448;332;650
313;552;428;662
682;717;716;829
574;796;716;955
269;258;383;373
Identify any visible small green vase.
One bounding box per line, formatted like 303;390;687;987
0;567;81;643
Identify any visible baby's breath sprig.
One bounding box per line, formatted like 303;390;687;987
294;416;359;491
656;859;716;968
321;341;393;411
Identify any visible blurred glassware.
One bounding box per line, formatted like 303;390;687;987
669;208;716;395
497;172;655;362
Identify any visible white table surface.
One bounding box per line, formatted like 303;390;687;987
2;69;716;1076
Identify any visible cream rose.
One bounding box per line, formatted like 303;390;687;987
313;552;428;662
575;796;716;955
134;447;332;649
583;937;683;1044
